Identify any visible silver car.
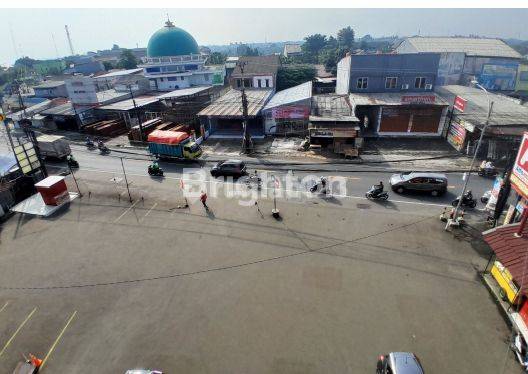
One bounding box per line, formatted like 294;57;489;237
376;352;424;374
390;172;448;197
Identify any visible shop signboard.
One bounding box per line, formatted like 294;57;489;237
271;106;310;119
401;95;436;104
447;121;467;152
453;96;467;112
511;132;528;199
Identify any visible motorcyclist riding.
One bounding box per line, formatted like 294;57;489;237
150;161;160;172
372;181;384;196
98;140;105;149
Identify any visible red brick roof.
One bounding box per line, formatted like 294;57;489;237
483;223;528;295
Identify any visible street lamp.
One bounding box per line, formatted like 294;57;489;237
447;80;494;229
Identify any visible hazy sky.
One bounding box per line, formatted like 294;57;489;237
1;8;527;65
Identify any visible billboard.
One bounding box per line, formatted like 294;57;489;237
437;52;465;86
453;96;467;112
516;64;528;92
478;62;519;91
401;95;436;104
447;121;466;152
511;133;528;198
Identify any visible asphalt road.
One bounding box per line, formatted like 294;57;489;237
46;144;495;211
0;145;522;373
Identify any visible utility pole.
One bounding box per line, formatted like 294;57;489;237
128;84;143;141
447;85;494;229
238;61;253;154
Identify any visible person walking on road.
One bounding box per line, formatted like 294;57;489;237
200;191;208;210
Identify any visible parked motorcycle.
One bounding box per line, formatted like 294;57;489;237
452;190;477;208
366;185;389;200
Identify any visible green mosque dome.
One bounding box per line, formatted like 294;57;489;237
147;20;199;58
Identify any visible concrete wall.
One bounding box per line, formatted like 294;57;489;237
65;76;98;106
336;55;351;94
33;84;68;99
347;53;439;93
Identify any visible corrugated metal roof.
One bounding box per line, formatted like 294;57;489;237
40;102;91;116
156;86;212;100
98;96;160;111
95;68;143;79
436;85;528;128
402;37;521;58
230;55;280;78
33;80;65;89
348;92;449;106
198;89;273;118
263;82;312;111
483;223;528;296
310;94;359;122
96;89;130;104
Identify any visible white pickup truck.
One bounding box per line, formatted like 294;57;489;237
36;135;71;159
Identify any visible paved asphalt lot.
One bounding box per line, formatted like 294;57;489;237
0;156;523;373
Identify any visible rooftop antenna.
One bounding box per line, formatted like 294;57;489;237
65;25;75;56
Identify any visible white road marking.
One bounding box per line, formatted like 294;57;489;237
113;200;139;223
140;202;158;222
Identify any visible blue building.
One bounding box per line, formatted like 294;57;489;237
336;53;449;137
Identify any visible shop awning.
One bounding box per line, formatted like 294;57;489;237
483;223;528;296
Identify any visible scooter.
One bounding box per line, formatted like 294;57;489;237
310;177;327;194
451;190;477;208
67;155;79;169
98;141;110;155
366;185;389;200
478;165;498;178
148;164;164;177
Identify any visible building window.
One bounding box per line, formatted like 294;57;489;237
167;77;177;81
236;79;242;88
180;76;184;81
160;77;164;82
244;78;251;87
415;77;426;89
385;77;397;89
257;79;262;88
357;77;368;89
265;79;270;88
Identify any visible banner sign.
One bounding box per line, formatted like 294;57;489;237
453;96;467;112
401;95;436;104
511;132;528;199
271;106;310;119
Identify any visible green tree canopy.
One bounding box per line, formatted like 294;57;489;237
117;49;138;69
207;52;227;65
276;64;316;91
337;26;355;50
302;34;327;56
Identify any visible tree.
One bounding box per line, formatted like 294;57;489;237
302;34;327;57
276;64;316;91
337;26;355;50
207;52;227;65
14;57;37;69
103;61;115;71
117;49;138;69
